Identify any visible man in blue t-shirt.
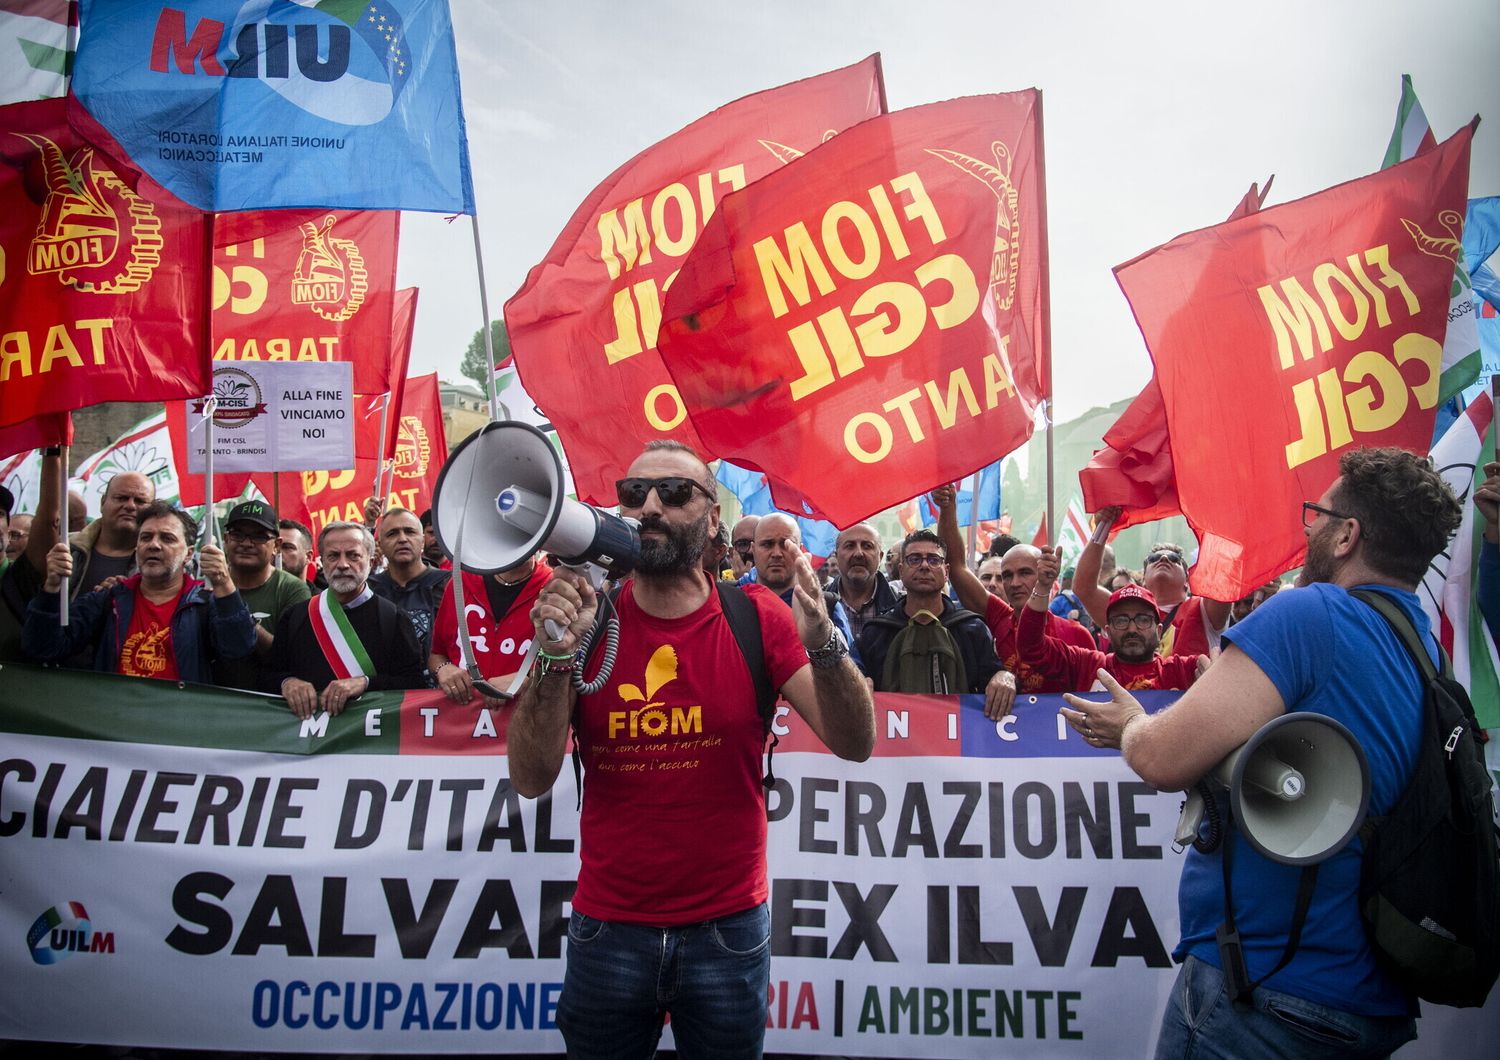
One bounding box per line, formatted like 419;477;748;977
1055;447;1462;1058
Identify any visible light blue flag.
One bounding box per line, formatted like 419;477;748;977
1465;197;1500;313
72;0;474;212
917;461;1001;527
717;461;838;558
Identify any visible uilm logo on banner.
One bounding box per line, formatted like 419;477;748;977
27;901;115;966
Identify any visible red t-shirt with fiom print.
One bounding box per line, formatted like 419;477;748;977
571;576;807;926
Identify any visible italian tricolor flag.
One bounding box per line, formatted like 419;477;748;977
1420;392;1499;737
1384;74;1483;404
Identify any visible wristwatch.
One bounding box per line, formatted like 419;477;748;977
807;626;849;669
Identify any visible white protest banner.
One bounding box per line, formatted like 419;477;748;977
0;669;1493;1054
186;362;354;474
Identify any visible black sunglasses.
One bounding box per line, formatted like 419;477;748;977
615;477;716;508
1145;550;1184;567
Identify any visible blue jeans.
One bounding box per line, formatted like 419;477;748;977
556;902;771;1059
1155;955;1417;1059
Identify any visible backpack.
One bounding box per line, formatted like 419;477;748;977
876;606;973;694
1350;589;1500;1008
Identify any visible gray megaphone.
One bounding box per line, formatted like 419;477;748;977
1175;712;1370;865
429;421;640;697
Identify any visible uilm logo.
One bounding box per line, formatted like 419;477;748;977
27;901;115;966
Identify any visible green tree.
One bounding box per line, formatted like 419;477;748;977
460;320;512;390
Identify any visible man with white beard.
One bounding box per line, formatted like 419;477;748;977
262;520;426;719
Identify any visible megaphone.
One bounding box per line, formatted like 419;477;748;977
1175;712;1370;866
429;421;640;698
432;420;639;578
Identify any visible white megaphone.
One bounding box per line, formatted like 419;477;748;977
432;421;639;579
430;421;640;697
1175;712;1370;866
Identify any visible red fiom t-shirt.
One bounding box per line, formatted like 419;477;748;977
983;594;1097;693
118;584;190;681
572;577;807;925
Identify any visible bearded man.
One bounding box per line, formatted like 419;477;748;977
262;520;426;719
509;439;875;1058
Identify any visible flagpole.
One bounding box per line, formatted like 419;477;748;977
202;399;216;548
965;470;979;567
471;215;501;422
371;393;390;506
272;471;282;570
57;446;69;626
1036;90;1056;548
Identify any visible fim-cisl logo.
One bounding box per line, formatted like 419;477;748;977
27;901;115;965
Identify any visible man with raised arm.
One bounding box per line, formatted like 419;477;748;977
1072;507;1231;656
508;440;875;1059
931;484;1093;695
1020;544;1206;692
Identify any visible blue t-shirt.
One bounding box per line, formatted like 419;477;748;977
1175;582;1434;1016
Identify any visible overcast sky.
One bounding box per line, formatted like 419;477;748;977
397;0;1500;424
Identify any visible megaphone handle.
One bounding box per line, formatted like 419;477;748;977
544;618;566;641
1176;787;1206;848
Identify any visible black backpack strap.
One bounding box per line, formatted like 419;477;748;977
1349;589;1450;682
715;581;780;787
1216;824;1320;1010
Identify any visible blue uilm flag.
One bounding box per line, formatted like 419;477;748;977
72;0;474;212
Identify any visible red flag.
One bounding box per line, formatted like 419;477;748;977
1081;182;1273;533
380;287;419;459
1115;124;1474;600
0;98;208;428
1032;513;1048;548
505;56;886;504
211;209;401;393
278;372;447;537
0;412;71;460
658;91;1050;527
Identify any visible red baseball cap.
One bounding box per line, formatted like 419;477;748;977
1107;584;1164;622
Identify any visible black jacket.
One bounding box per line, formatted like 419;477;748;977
857;597;1004;693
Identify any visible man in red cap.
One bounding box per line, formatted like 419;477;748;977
1017;545;1207;692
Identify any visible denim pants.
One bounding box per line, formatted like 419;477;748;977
556;901;771;1059
1154;955;1417;1059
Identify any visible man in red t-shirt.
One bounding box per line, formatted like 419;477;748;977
509;440;875;1059
1071;507;1231;658
429;551;552;705
22;503;255;683
1020;546;1207;693
931;485;1095;700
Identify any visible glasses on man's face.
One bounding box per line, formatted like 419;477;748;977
1108;612;1158;632
732;538;753;551
614;477;715;508
903;552;947;569
1301;501;1352;528
225;528;276;543
1145;550;1183;568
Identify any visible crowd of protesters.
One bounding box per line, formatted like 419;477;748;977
2;449;1497;714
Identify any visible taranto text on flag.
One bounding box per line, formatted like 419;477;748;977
658;91;1050;527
